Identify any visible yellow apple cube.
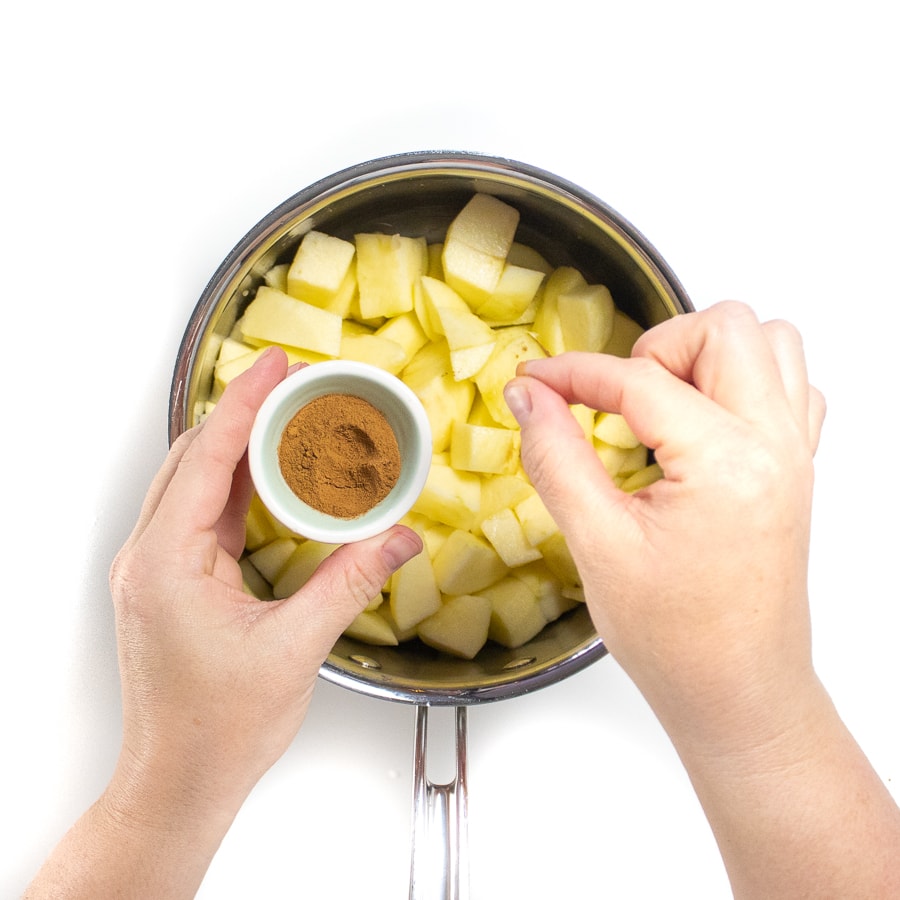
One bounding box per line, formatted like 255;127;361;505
506;241;552;274
264;263;289;292
245;493;279;551
240;557;274;600
476;474;536;525
412;462;482;530
355;232;427;319
417;593;492;660
532;266;587;356
481;576;548;648
240;285;342;356
390;538;442;631
620;463;664;493
450;422;521;475
593;412;641;449
473;327;548;428
432;529;508;595
557;282;615;353
374;311;429;364
247;537;300;584
604;310;646;358
538;532;581;593
480;508;543;568
286;230;356;308
474;263;545;323
273;540;340;599
514;492;559;546
340;333;407;374
344;609;399;646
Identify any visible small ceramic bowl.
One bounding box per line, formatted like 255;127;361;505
248;360;432;543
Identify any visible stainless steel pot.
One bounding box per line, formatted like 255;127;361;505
169;151;693;899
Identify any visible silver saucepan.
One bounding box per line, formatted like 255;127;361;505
168;151;693;898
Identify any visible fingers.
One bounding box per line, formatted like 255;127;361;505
272;525;423;654
632;301;794;428
154;346;289;547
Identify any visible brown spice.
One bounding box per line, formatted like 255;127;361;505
277;393;401;519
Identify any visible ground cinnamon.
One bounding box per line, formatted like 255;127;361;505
277;393;401;519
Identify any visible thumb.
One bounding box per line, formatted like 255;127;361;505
504;376;621;535
276;525;422;655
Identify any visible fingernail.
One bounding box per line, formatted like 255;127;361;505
503;382;532;425
382;529;423;571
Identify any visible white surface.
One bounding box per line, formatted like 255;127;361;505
2;2;897;897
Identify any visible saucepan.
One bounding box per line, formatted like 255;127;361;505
168;151;693;898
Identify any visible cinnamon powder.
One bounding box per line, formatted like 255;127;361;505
277;393;401;519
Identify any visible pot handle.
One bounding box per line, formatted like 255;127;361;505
408;705;470;900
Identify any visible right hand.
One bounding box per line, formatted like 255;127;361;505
503;301;826;748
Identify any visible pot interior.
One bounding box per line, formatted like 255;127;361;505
169;152;692;706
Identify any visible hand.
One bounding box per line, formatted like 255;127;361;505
504;301;825;748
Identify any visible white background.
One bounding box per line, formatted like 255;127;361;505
2;2;897;897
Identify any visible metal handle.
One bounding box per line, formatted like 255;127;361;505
408;705;469;900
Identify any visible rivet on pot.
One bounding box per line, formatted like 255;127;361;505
503;657;536;671
348;654;382;670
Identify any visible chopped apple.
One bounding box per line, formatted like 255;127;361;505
245;493;279;551
374;311;429;364
604;309;645;358
240;557;274;600
442;194;520;308
506;241;552;274
450;422;521;475
474;263;545;323
514;492;559;547
473;327;547;428
286;230;356;308
538;531;582;594
344;609;400;646
412;462;482;531
593;412;641;449
557;282;615;353
240;285;342;356
480;508;543;568
481;576;548;648
355;232;428;319
263;263;289;292
389;531;442;631
417;593;492;660
247;537;299;584
432;529;508;595
340;332;407;374
402;342;474;451
273;540;340;599
620;463;664;493
476;474;536;525
532;266;586;355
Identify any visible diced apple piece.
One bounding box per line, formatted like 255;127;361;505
481;508;543;568
557;282;615;353
247;537;299;584
593;412;641;449
473;327;548;429
450;422;521;475
604;310;645;358
569;404;596;441
344;609;399;646
532;266;587;356
618;444;649;475
286;230;356;308
538;532;582;593
426;242;444;279
402;342;474;451
377;603;418;642
390;535;442;631
246;493;279;551
264;263;289;292
216;336;256;367
340;333;407;374
506;241;553;274
481;576;548;648
273;540;339;599
412;462;482;531
474;263;545;323
476;474;536;525
240;285;342;356
514;492;559;546
355;232;427;319
417;593;492;660
620;463;664;493
432;529;508;595
442;194;519;309
511;562;576;621
374;311;429;364
239;557;274;600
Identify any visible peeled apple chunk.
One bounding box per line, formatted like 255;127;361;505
221;190;660;661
